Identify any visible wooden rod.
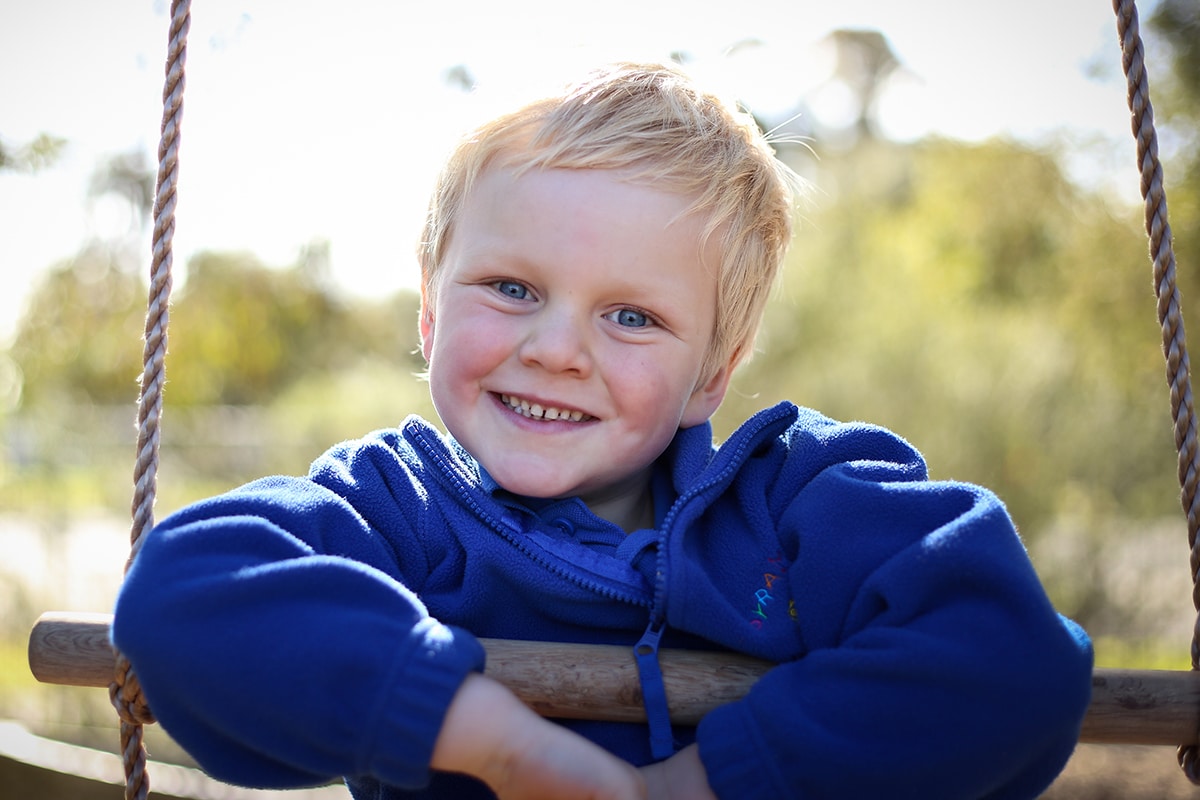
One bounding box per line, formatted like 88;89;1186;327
475;636;769;725
1081;668;1200;744
28;611;122;688
27;611;1200;745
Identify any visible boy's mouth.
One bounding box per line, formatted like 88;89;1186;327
499;393;593;422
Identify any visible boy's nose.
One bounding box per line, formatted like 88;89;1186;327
517;307;594;377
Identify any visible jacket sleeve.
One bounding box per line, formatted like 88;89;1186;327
111;435;487;791
695;443;1094;799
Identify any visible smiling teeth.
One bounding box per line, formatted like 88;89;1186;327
501;394;590;422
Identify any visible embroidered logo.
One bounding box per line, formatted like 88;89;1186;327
749;551;797;630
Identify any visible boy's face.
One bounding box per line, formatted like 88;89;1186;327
420;166;732;513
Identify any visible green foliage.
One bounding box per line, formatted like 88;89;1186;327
4;244;430;510
270;355;437;449
166;250;336;406
1148;1;1200;298
718;137;1177;539
0;132;67;174
9;245;146;408
162;249;427;410
1151;0;1200;117
1092;635;1192;671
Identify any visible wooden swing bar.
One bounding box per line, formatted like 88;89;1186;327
27;611;1200;747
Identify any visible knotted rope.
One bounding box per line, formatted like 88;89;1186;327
1111;0;1200;783
108;1;190;797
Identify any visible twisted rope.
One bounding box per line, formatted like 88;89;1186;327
108;1;191;797
1111;0;1200;783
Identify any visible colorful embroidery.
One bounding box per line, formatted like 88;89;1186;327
750;551;792;629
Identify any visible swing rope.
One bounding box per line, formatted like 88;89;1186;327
108;1;190;797
1111;0;1200;782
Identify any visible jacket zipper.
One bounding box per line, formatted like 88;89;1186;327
637;404;795;759
650;403;796;624
409;424;652;609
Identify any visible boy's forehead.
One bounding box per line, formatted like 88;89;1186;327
464;166;712;247
470;161;713;227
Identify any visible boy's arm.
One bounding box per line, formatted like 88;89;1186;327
432;673;648;799
638;744;715;800
692;466;1093;798
112;473;485;791
114;473;662;799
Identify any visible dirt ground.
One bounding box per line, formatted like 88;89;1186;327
3;716;1197;798
1042;744;1200;798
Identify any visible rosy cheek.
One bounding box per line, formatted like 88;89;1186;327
437;318;516;378
468;321;519;360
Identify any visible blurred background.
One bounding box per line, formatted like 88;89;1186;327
3;0;1200;796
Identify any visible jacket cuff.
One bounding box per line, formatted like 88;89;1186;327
363;620;487;788
697;702;782;798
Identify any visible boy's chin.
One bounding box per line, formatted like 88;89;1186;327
491;476;583;501
483;465;580;500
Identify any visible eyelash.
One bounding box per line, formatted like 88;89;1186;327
489;280;660;330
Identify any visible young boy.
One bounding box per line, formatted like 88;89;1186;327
113;62;1093;799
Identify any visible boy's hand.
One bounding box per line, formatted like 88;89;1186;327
639;744;718;800
432;673;648;799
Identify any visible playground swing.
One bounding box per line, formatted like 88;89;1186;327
23;0;1200;797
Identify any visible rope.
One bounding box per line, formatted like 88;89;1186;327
1111;0;1200;783
108;1;191;797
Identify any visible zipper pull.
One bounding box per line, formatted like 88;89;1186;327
633;620;676;761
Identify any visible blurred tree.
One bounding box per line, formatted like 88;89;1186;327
814;29;902;144
1148;0;1200;293
6;242;428;504
719;137;1170;538
163;248;417;408
9;245;146;409
1150;0;1200;113
713;136;1180;632
8;233;425;413
0;132;66;174
87;148;155;233
444;64;476;92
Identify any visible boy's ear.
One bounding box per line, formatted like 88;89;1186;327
680;360;735;429
419;286;435;361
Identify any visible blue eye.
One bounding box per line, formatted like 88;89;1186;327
495;281;529;300
613;308;649;328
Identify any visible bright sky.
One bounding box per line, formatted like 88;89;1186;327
0;0;1143;344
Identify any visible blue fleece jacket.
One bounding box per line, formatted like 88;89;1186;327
112;401;1092;798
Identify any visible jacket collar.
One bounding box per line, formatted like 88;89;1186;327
409;400;800;524
662;401;799;498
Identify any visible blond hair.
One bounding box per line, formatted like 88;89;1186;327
418;61;800;381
